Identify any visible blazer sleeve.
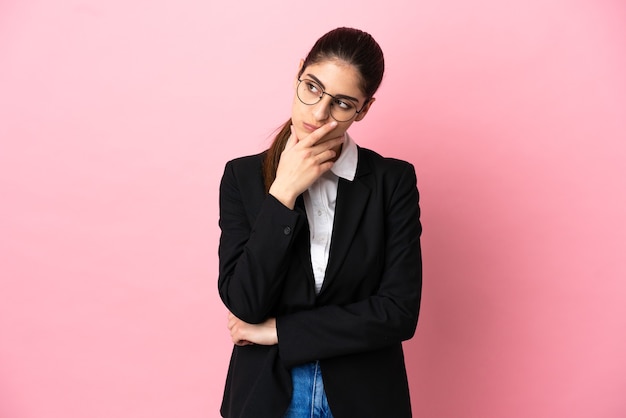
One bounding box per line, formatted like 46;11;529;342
217;158;306;324
276;162;422;367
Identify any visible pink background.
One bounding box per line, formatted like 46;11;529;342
1;0;625;417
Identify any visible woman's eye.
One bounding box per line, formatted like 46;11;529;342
334;99;354;110
307;82;320;94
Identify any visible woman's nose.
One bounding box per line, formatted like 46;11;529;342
312;95;332;121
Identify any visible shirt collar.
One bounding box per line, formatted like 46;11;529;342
330;132;358;181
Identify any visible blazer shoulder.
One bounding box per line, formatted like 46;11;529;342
221;151;267;183
224;151;266;172
357;146;416;175
220;151;268;201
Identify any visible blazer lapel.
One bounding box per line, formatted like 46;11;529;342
321;152;372;291
294;194;316;288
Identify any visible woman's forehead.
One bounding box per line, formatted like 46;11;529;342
302;61;365;97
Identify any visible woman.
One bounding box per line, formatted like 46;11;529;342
218;27;422;418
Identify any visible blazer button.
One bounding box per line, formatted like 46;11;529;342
283;226;292;235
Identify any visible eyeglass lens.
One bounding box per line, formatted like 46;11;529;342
297;80;358;122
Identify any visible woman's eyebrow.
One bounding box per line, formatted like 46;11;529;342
304;73;361;103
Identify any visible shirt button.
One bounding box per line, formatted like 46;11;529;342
283;226;292;235
317;210;322;216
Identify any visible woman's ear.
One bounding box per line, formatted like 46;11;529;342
355;97;376;121
293;59;305;89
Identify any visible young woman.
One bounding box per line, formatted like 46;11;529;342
218;27;422;418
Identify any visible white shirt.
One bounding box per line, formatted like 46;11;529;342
303;132;358;294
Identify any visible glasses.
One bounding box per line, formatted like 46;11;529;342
296;78;368;122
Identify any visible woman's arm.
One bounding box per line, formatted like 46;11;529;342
218;124;344;324
217;158;303;324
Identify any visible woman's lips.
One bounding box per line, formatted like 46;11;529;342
303;122;322;132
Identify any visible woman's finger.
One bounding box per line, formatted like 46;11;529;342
310;135;345;158
298;121;338;147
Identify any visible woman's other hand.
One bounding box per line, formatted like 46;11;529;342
227;312;278;346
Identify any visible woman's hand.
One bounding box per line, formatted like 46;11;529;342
227;312;278;346
269;122;344;209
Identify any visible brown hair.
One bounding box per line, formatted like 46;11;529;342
262;27;385;191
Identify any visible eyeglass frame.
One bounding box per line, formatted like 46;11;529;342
296;78;370;122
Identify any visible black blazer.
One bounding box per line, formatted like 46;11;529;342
218;146;422;418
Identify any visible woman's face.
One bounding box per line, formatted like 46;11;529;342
291;59;374;144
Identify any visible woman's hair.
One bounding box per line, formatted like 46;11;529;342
262;27;385;191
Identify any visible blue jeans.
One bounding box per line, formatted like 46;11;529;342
283;361;334;418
